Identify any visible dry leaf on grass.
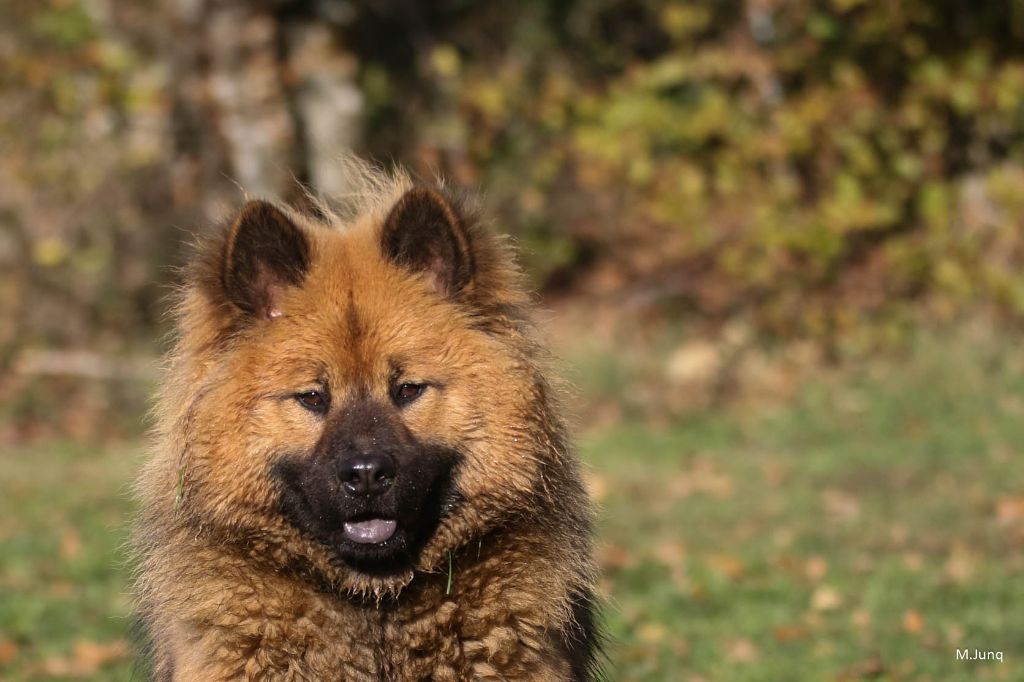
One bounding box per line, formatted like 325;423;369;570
583;472;608;503
944;543;976;583
0;639;18;665
901;552;924;571
811;585;842;611
773;623;809;643
59;529;82;560
667;341;721;389
600;544;633;570
637;623;667;643
902;609;924;634
654;538;686;568
851;609;871;629
39;639;128;676
821;489;860;522
835;655;885;680
805;556;828;581
996;497;1024;524
669;459;734;499
706;553;745;580
726;637;760;663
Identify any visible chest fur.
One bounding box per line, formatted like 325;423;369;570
163;552;571;681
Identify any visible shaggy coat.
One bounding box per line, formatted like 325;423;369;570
133;163;601;681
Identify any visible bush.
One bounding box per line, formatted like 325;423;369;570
360;0;1024;342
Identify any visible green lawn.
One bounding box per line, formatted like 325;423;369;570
1;332;1022;680
0;444;137;680
585;333;1024;681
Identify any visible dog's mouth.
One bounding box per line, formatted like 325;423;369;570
342;516;397;544
273;447;463;575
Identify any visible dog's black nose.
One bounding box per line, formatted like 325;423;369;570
339;455;395;497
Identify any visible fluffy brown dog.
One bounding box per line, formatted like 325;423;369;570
133;163;601;681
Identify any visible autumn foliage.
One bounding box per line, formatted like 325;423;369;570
3;1;1024;437
378;1;1024;341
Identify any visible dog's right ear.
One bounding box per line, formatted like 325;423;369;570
221;201;311;319
380;187;475;298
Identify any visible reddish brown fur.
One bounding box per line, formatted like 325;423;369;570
133;162;600;680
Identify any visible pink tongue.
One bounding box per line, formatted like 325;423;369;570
343;519;397;544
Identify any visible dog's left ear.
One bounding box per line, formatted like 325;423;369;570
380;188;474;297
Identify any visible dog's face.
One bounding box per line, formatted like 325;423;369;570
176;188;549;595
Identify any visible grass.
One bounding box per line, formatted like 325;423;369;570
1;329;1022;680
0;444;137;680
585;330;1024;681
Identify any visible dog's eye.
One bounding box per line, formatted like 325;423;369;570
393;383;426;406
295;390;329;414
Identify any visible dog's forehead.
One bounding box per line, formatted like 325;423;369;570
291;228;462;368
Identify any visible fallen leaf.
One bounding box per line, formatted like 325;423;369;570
902;609;924;634
944;544;975;583
889;524;910;545
706;553;745;580
811;585;842;611
600;544;633;570
669;459;734;499
835;655;885;680
821;489;860;522
773;527;797;549
805;556;828;581
50;581;73;598
999;395;1024;417
637;623;666;643
60;530;82;560
667;341;721;388
654;539;686;568
996;497;1024;524
773;623;809;643
584;473;608;503
75;639;128;668
620;643;658;663
0;639;17;665
901;552;924;571
39;639;128;676
726;637;760;663
988;442;1012;462
760;459;788;487
945;624;965;646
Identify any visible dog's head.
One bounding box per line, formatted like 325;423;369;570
159;178;565;597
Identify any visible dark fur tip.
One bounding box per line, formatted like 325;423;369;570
562;587;609;682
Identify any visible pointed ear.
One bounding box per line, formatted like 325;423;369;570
222;200;311;318
380;188;474;296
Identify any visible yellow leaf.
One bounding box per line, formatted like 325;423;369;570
811;585;842;611
33;238;67;267
902;610;924;634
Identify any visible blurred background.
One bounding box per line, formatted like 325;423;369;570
2;1;1024;679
